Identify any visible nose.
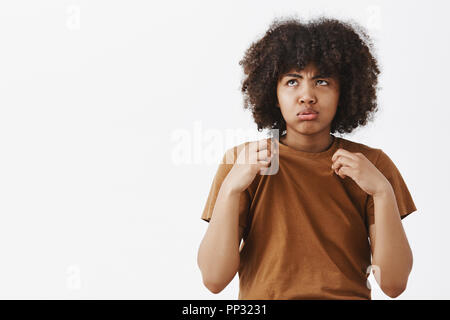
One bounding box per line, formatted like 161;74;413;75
299;93;316;104
298;85;317;104
300;96;316;104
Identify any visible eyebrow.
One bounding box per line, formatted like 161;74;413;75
283;73;331;80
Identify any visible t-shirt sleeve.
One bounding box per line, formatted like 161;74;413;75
200;147;251;229
365;149;417;227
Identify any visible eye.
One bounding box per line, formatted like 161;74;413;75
286;79;298;86
317;79;329;86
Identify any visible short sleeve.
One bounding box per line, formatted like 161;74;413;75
365;149;417;227
200;147;251;230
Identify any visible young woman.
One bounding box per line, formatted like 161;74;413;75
197;16;417;300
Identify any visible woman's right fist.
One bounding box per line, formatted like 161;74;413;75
222;138;275;194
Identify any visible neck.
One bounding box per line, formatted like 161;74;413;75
280;130;335;153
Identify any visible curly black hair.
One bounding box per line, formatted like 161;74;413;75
239;15;381;136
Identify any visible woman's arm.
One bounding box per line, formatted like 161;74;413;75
197;184;244;294
369;184;413;298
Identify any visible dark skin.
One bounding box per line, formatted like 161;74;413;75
276;62;340;152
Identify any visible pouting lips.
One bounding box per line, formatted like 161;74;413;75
297;111;319;116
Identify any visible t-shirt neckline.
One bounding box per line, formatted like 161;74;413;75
276;134;340;158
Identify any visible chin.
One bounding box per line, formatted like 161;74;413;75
295;123;322;135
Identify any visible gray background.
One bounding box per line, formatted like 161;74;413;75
0;0;447;299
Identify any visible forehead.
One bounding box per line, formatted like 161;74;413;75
280;64;337;80
282;64;320;76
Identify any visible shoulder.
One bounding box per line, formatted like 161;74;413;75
338;137;401;174
338;137;383;164
221;141;248;165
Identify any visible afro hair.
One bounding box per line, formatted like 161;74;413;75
239;15;381;136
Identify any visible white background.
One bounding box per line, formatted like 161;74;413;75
0;0;448;299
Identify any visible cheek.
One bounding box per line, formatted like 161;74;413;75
276;91;295;112
277;88;289;104
278;105;291;121
331;88;340;103
321;90;340;107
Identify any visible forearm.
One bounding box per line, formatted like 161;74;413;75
197;183;241;292
372;184;413;293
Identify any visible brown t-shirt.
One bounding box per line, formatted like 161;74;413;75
201;135;417;300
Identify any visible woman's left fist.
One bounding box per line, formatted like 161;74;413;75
331;148;391;196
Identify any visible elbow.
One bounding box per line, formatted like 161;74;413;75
382;283;407;298
198;256;238;295
197;260;226;294
383;266;412;298
203;279;225;294
378;258;412;299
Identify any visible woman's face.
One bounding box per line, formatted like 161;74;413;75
276;63;340;135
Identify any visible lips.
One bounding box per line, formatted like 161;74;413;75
297;110;319;116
